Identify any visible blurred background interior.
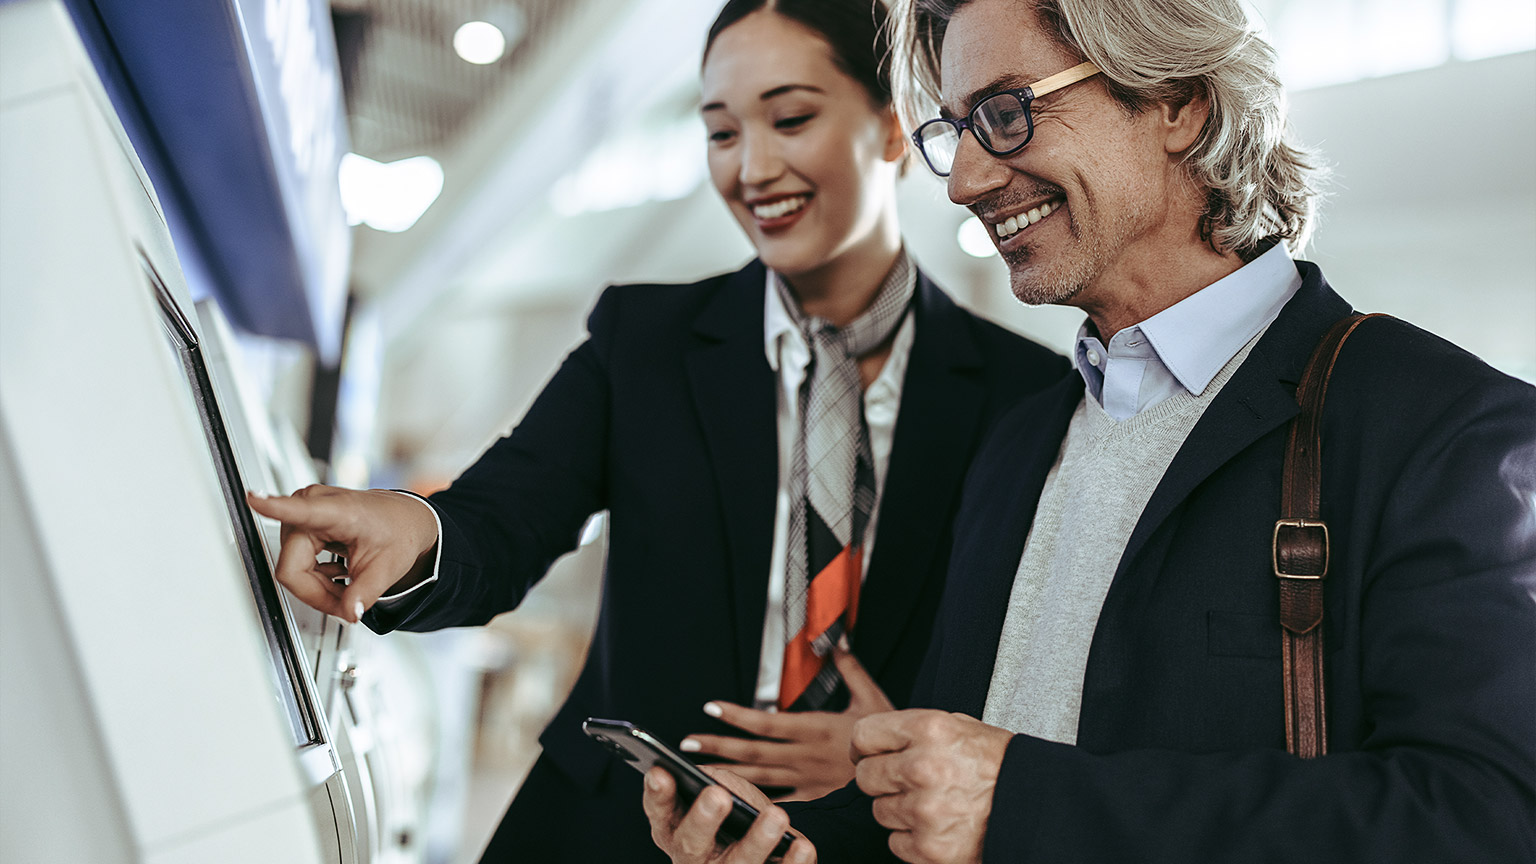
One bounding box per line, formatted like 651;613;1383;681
1;0;1532;862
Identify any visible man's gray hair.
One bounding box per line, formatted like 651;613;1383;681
890;0;1326;258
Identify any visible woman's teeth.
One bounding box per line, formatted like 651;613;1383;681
753;195;809;220
995;199;1063;239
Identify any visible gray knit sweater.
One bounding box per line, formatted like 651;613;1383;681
982;334;1261;742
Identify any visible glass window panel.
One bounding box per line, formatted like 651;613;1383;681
1248;0;1526;90
1274;0;1366;89
1454;0;1536;60
1359;0;1449;79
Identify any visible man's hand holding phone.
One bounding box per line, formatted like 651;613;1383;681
643;764;816;864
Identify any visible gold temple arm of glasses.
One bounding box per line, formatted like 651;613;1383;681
1029;61;1101;98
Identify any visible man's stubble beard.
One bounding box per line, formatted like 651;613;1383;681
1002;197;1147;309
1003;241;1092;307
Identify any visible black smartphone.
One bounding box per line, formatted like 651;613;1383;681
582;717;795;858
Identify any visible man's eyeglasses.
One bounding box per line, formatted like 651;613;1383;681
912;62;1101;177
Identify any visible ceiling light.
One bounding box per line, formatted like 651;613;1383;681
339;153;444;233
454;21;506;65
957;216;998;258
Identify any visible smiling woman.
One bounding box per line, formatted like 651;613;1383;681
699;0;908;323
247;1;1068;861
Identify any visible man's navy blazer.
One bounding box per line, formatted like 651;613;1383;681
365;259;1069;862
789;261;1536;862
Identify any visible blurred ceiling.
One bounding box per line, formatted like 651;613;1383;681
330;0;577;162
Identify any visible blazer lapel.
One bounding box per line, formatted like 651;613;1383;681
684;261;780;699
855;275;987;680
933;374;1084;715
1109;263;1355;588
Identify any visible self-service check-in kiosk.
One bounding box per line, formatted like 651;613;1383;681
0;2;425;861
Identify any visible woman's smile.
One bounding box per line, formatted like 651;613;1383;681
748;193;813;232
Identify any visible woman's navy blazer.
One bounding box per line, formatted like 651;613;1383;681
365;259;1070;862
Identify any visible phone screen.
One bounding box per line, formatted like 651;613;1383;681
583;717;795;857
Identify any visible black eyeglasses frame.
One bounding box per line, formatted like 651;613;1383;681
911;61;1101;177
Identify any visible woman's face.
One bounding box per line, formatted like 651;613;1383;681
701;11;904;280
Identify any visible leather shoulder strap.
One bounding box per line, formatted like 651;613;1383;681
1276;312;1388;758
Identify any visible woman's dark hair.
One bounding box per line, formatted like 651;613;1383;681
704;0;894;108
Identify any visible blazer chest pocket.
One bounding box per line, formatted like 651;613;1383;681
1206;610;1282;658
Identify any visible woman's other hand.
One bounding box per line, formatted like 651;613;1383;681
683;648;896;801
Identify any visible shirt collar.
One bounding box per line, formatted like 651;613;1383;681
764;269;800;373
763;251;916;373
1072;241;1301;397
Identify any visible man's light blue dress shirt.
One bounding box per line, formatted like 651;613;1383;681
1074;242;1304;421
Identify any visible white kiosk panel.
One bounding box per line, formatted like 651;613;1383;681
0;2;327;860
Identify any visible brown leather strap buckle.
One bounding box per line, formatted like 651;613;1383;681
1273;518;1329;580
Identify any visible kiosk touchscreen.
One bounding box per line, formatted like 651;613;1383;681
151;266;325;752
196;297;437;863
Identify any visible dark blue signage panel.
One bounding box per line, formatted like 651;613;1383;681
64;0;350;362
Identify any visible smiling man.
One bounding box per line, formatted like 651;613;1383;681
642;0;1536;862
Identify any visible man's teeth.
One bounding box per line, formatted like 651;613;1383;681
995;199;1062;238
753;195;809;220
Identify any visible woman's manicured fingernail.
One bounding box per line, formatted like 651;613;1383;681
353;601;365;621
679;738;701;752
837;634;851;651
703;702;723;718
646;770;663;791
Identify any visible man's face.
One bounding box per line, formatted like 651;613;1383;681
940;0;1187;309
